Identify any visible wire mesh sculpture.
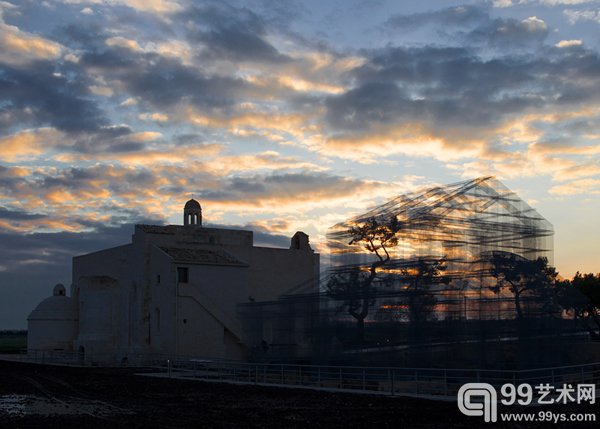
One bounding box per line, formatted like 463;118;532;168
240;177;590;368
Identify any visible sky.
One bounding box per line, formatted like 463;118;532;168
1;0;600;329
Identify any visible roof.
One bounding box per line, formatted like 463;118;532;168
137;224;177;235
327;176;553;253
184;199;201;210
28;296;78;321
159;247;247;266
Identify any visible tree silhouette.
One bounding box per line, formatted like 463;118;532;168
488;252;557;319
402;257;449;323
558;272;600;337
326;216;401;342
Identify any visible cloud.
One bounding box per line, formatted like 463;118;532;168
555;39;583;47
564;8;600;24
105;36;142;52
492;0;593;6
549;178;600;195
62;0;182;15
0;207;47;221
543;0;594;5
0;19;63;66
117;0;182;14
0;128;62;161
199;172;394;211
385;6;549;49
0;1;598;274
316;43;600;161
552;163;600;181
385;5;488;30
466;16;549;47
55;142;222;165
178;4;290;64
0;62;107;133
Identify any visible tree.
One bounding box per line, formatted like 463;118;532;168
326;216;401;342
402;257;449;323
566;273;600;337
488;252;557;319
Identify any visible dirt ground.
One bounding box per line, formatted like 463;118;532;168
0;360;597;428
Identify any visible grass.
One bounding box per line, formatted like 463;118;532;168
0;330;27;354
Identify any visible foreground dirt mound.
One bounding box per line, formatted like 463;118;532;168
0;360;596;428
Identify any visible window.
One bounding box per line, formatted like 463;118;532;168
156;274;161;284
177;267;189;283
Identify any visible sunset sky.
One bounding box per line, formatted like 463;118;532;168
1;0;600;328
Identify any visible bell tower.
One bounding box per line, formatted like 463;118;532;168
183;199;202;226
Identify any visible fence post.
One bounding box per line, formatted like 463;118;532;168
318;367;321;386
415;370;418;395
339;367;342;388
167;359;171;378
391;369;395;396
281;365;284;384
444;370;448;397
363;368;366;390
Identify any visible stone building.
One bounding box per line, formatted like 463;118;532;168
27;200;319;361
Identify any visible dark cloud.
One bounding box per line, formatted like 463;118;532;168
323;45;600;133
180;4;290;63
385;5;488;30
386;5;549;49
0;61;107;134
201;172;377;203
466;16;549;48
64;126;149;154
54;23;108;51
173;133;206;145
79;49;248;112
0;207;46;221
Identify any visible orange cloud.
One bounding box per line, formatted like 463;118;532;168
549;178;600;196
0;21;63;66
0;128;61;162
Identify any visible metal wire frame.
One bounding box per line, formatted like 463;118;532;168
237;178;590;368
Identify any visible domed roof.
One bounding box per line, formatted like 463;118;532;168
53;283;66;296
184;198;201;210
28;295;78;321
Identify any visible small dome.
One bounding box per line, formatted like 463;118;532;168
184;199;201;210
28;296;78;321
53;283;66;296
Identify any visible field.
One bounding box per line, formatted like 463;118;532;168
0;360;598;428
0;331;27;354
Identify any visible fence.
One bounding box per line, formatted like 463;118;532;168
161;359;600;399
12;351;600;399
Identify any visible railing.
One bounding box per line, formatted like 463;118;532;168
11;351;600;399
160;360;600;398
17;350;196;368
